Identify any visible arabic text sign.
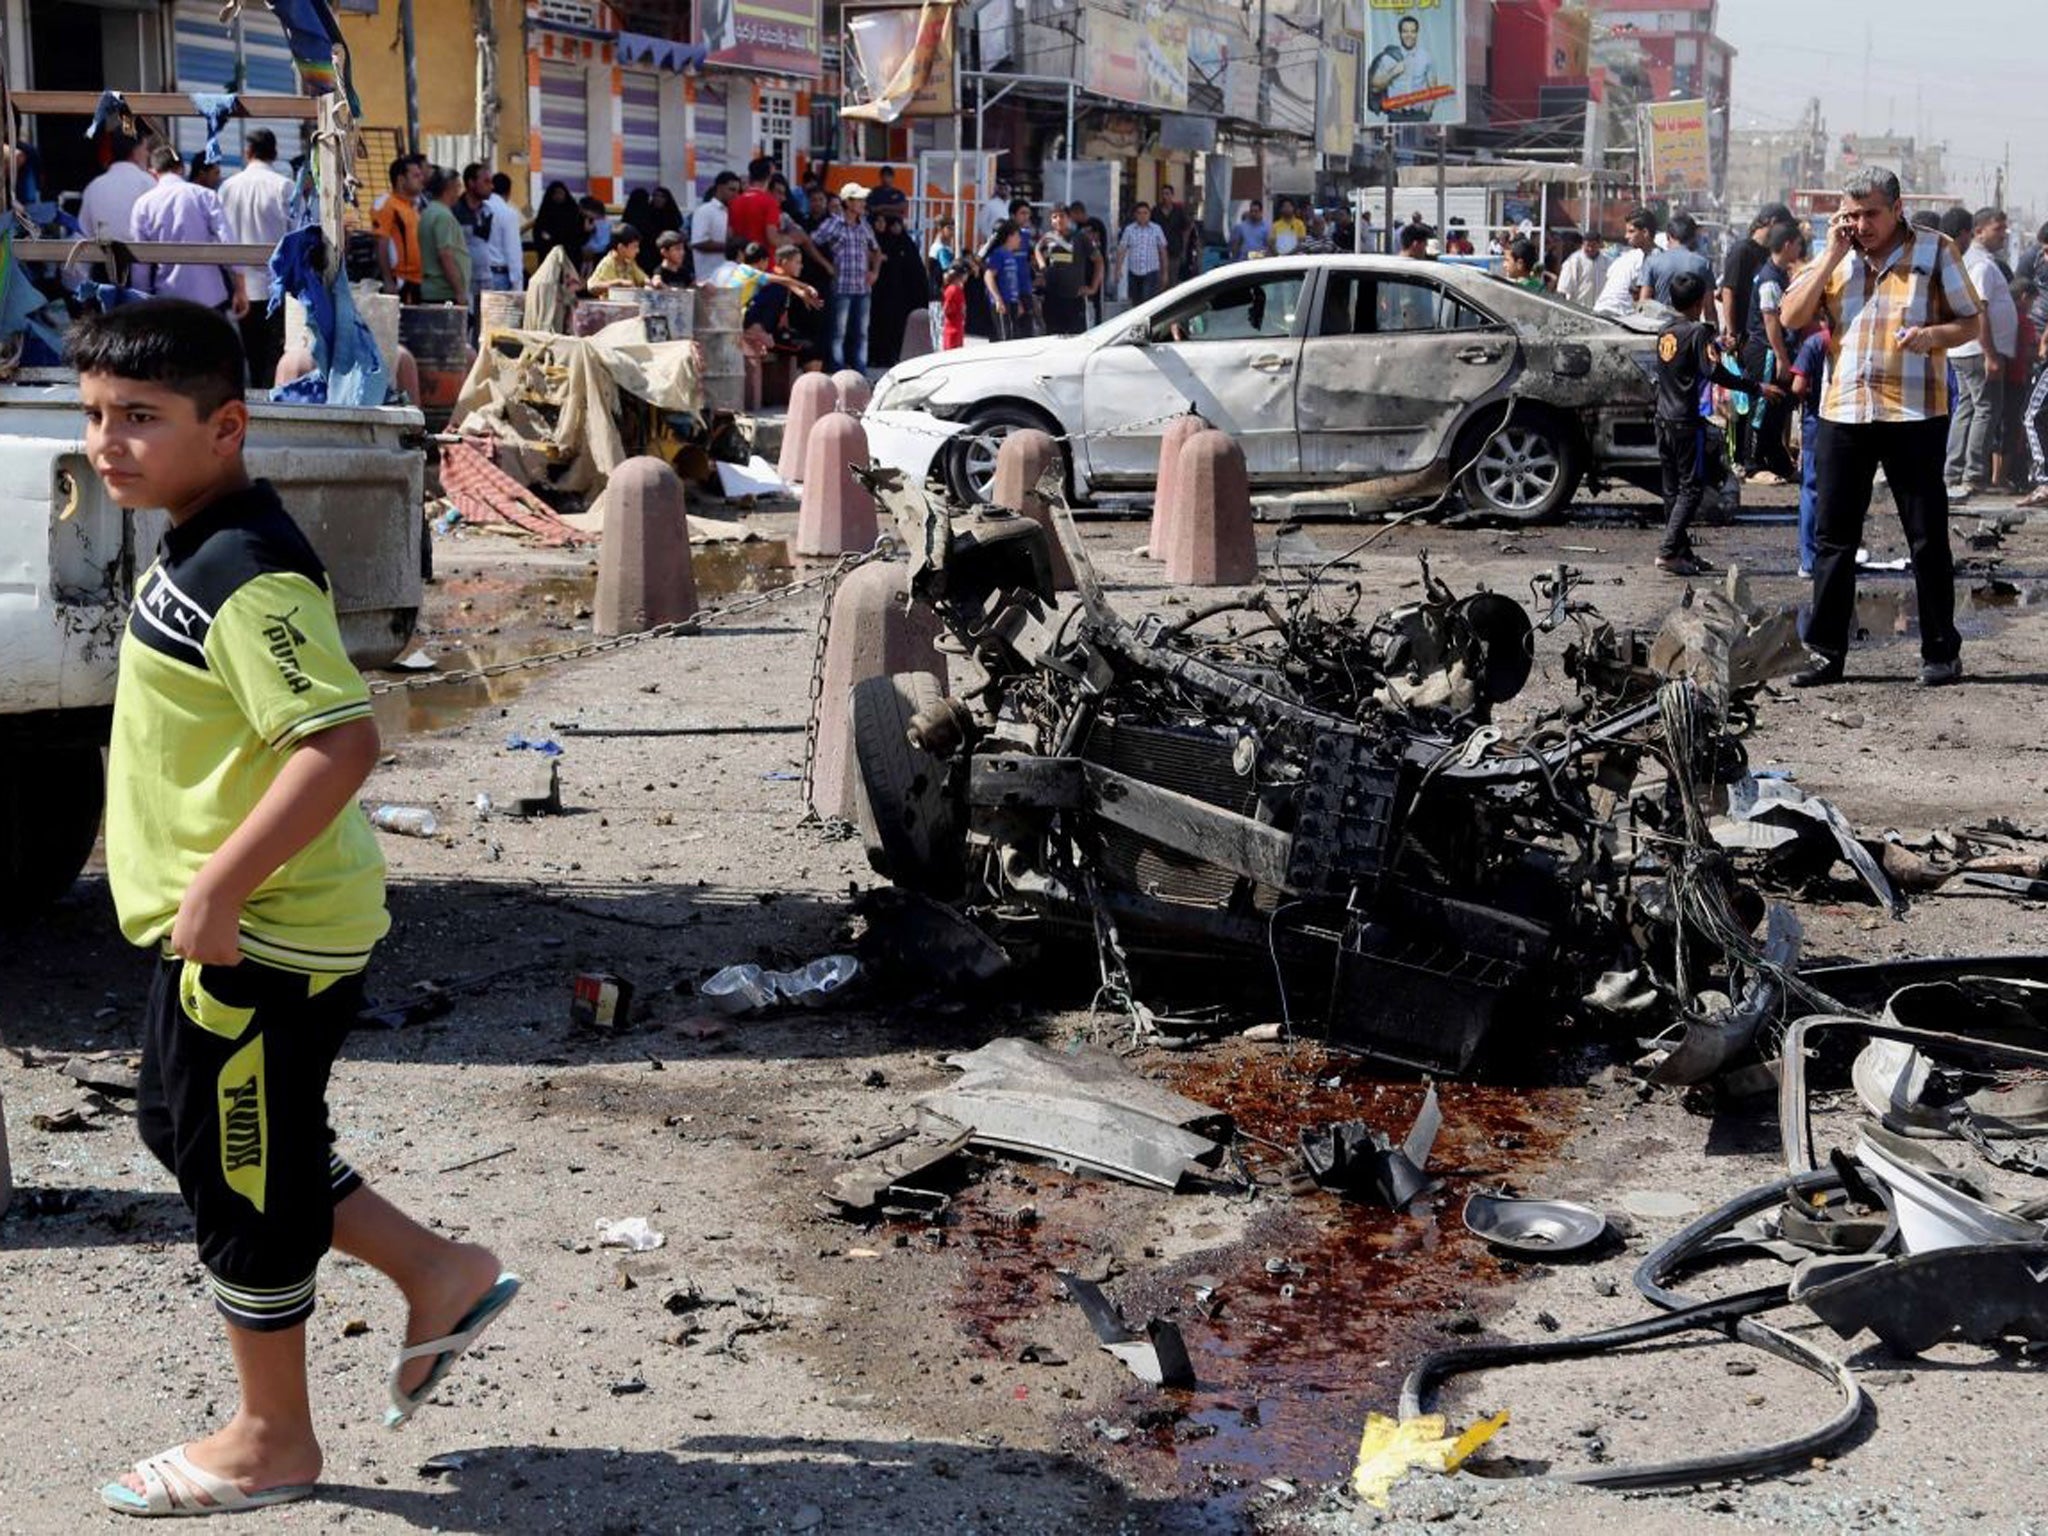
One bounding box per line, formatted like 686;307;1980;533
702;0;822;79
1646;99;1712;194
1362;0;1463;127
1086;11;1189;112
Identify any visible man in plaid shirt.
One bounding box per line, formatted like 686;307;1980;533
1779;168;1982;689
813;184;883;373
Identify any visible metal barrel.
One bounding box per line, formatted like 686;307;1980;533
693;282;745;412
631;285;695;338
398;303;473;417
571;299;640;336
478;289;526;337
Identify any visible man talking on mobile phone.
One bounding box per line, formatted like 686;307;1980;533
1777;169;1982;689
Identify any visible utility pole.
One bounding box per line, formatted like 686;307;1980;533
398;0;422;153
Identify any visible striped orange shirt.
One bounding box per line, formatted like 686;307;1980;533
1810;226;1980;424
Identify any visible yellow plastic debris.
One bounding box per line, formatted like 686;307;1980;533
1350;1409;1509;1508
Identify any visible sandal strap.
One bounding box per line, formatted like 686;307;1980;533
133;1445;239;1513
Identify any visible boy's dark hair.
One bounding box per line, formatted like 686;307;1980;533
614;222;644;247
1767;219;1803;254
1509;236;1538;268
1973;205;2005;233
1939;204;1973;242
1627;206;1659;233
1911;209;1943;231
246;128;278;162
388;155;412;188
748;155;775;183
1667;211;1697;246
1668;270;1709;312
578;194;606;214
1399;223;1430;250
68;299;247;417
149;143;184;175
492;171;512;198
945;261;972;283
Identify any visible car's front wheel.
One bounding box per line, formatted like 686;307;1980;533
947;404;1067;504
1456;412;1580;521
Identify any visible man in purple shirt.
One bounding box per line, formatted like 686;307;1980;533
129;144;248;317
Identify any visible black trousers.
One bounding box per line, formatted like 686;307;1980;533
1043;295;1087;336
1740;340;1795;477
1805;416;1960;665
239;306;286;391
1655;419;1709;559
137;954;365;1331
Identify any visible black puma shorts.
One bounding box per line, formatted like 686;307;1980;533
136;954;365;1331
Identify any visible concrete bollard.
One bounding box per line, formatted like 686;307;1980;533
899;307;934;361
797;413;878;556
1164;429;1257;587
990;429;1074;591
810;561;947;822
1146;411;1208;559
832;369;872;415
778;370;839;486
593;457;697;636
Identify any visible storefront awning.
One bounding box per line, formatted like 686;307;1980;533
617;32;709;71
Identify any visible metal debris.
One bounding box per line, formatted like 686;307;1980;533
1296;1084;1441;1210
1057;1272;1197;1389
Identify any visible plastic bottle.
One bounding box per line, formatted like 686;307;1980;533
369;804;439;837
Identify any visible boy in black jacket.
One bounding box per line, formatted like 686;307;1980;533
1655;270;1780;576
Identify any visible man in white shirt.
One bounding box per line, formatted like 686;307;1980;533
1593;208;1659;320
1946;204;2019;497
459;161;524;295
1557;230;1611;308
217;128;293;387
72;131;158;287
691;171;740;273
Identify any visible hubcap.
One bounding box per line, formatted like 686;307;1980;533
1473;427;1562;512
962;425;1011;500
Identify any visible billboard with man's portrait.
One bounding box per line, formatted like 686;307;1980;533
1361;0;1463;128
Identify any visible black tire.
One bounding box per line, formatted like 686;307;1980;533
947;404;1066;505
1456;410;1581;521
0;746;104;921
851;671;965;897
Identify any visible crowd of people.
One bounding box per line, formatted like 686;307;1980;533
1616;171;2044;689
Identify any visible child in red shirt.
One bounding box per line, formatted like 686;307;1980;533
940;263;969;350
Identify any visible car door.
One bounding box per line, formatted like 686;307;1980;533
1079;268;1311;485
1294;268;1518;479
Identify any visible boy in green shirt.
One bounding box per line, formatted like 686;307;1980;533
74;300;517;1518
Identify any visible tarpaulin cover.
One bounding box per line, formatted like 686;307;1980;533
450;320;703;493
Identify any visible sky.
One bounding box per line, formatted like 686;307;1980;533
1715;0;2045;219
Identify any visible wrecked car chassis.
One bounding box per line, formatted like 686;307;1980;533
852;470;1764;1072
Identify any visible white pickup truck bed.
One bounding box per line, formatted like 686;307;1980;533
0;384;426;913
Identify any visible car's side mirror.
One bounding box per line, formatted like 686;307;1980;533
1123;322;1150;346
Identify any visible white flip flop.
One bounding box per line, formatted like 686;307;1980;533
385;1270;522;1427
100;1444;315;1518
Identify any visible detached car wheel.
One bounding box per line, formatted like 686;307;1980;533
948;406;1066;505
1457;414;1580;521
0;746;104;920
851;671;965;898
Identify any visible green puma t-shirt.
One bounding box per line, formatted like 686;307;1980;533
107;480;388;973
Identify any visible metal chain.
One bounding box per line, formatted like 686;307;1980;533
796;555;850;823
367;538;896;697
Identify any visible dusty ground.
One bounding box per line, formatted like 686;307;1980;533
7;475;2048;1535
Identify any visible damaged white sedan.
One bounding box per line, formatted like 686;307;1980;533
869;254;1667;519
